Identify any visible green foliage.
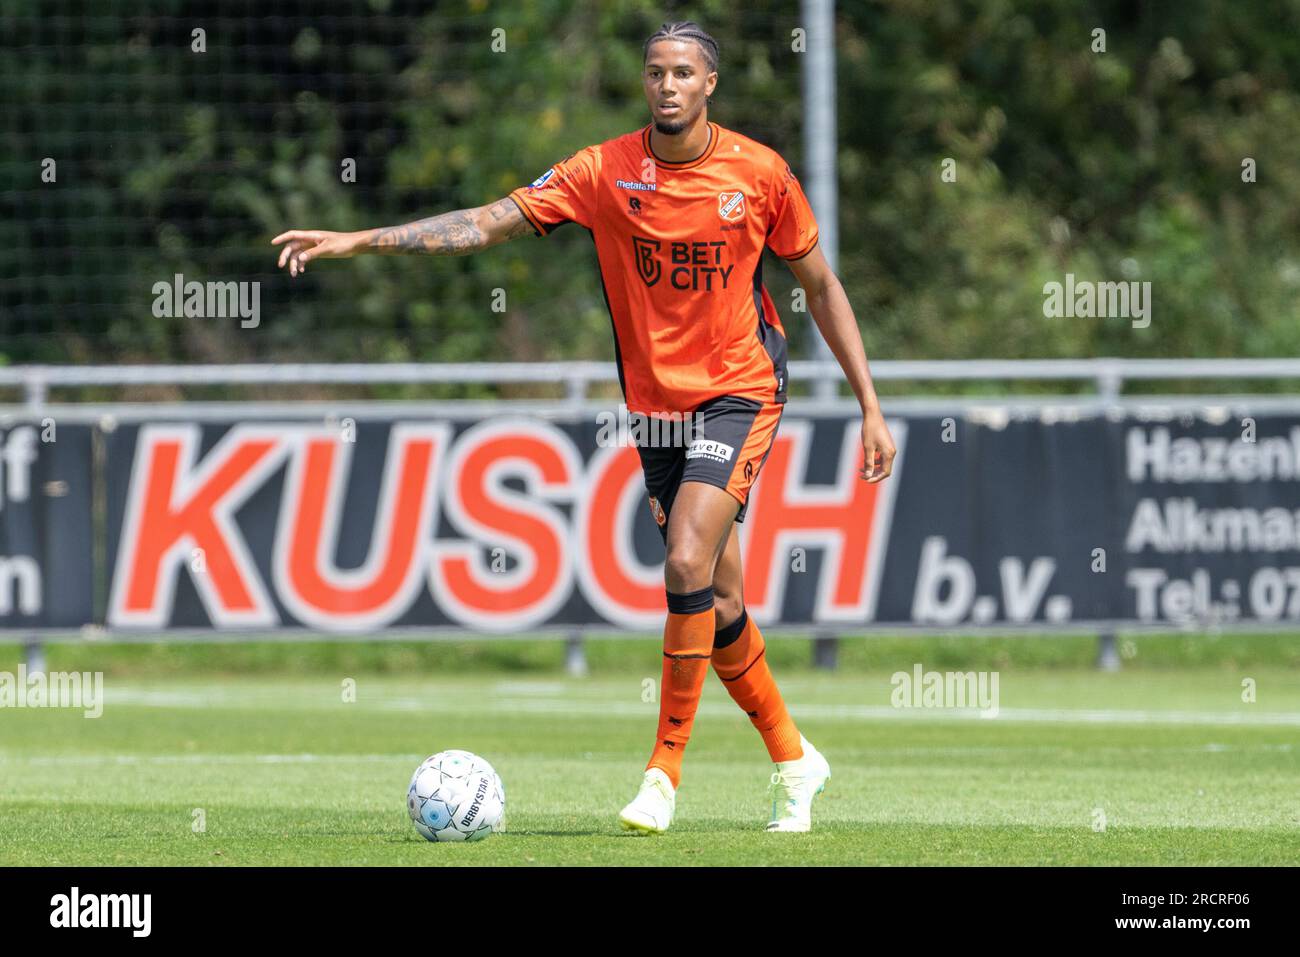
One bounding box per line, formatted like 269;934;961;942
2;0;1299;377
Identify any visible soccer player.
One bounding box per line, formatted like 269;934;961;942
273;20;896;833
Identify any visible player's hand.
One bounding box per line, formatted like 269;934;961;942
860;408;896;483
271;229;364;277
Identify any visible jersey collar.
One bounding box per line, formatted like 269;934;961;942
642;121;720;171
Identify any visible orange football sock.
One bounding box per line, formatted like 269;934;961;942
646;587;715;788
711;610;803;762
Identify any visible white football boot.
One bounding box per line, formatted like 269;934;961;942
765;735;831;832
618;767;676;834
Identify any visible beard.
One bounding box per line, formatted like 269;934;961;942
653;106;697;135
653;117;690;135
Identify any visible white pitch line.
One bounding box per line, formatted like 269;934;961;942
487;699;1300;727
0;753;427;766
88;688;1300;727
1;742;1293;767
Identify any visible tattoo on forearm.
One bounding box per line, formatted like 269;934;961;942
370;210;483;255
369;199;529;255
484;198;532;239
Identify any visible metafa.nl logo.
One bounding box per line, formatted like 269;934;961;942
0;665;103;718
50;887;150;937
890;663;999;718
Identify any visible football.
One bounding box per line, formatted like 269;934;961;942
407;750;506;842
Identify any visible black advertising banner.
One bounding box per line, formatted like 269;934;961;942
0;421;95;629
1115;415;1300;627
88;410;1300;633
888;412;1300;628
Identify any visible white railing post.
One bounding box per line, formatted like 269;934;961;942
22;368;47;411
1096;361;1123;402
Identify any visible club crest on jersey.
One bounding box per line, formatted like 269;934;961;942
528;168;556;189
718;190;746;223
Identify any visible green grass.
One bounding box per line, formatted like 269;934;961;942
4;630;1300;677
2;653;1298;865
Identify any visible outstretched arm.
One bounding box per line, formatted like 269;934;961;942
272;197;531;277
787;244;897;483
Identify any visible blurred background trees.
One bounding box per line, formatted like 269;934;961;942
3;0;1299;375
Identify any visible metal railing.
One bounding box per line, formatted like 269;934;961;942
10;356;1300;409
7;356;1300;416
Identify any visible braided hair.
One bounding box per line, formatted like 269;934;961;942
643;20;719;74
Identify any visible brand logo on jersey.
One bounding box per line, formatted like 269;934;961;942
648;496;666;527
633;237;662;286
528;168;556;189
632;237;734;291
718;190;746;222
628;196;642;216
686;439;735;463
616;179;657;192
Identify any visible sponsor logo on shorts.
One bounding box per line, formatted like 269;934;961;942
686;439;735;463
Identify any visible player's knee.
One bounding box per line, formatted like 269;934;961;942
712;591;744;631
664;541;714;592
711;570;743;616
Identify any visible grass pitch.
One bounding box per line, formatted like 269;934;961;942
0;639;1297;866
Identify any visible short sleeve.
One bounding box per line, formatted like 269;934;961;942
765;160;820;261
508;146;601;236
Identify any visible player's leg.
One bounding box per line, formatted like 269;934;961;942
708;400;831;830
619;480;738;833
711;525;831;831
710;525;800;760
652;478;738;778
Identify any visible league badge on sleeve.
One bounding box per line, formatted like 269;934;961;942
528;168;556;189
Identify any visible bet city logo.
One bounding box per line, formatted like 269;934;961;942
632;237;735;290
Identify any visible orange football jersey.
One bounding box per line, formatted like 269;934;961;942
508;122;819;415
